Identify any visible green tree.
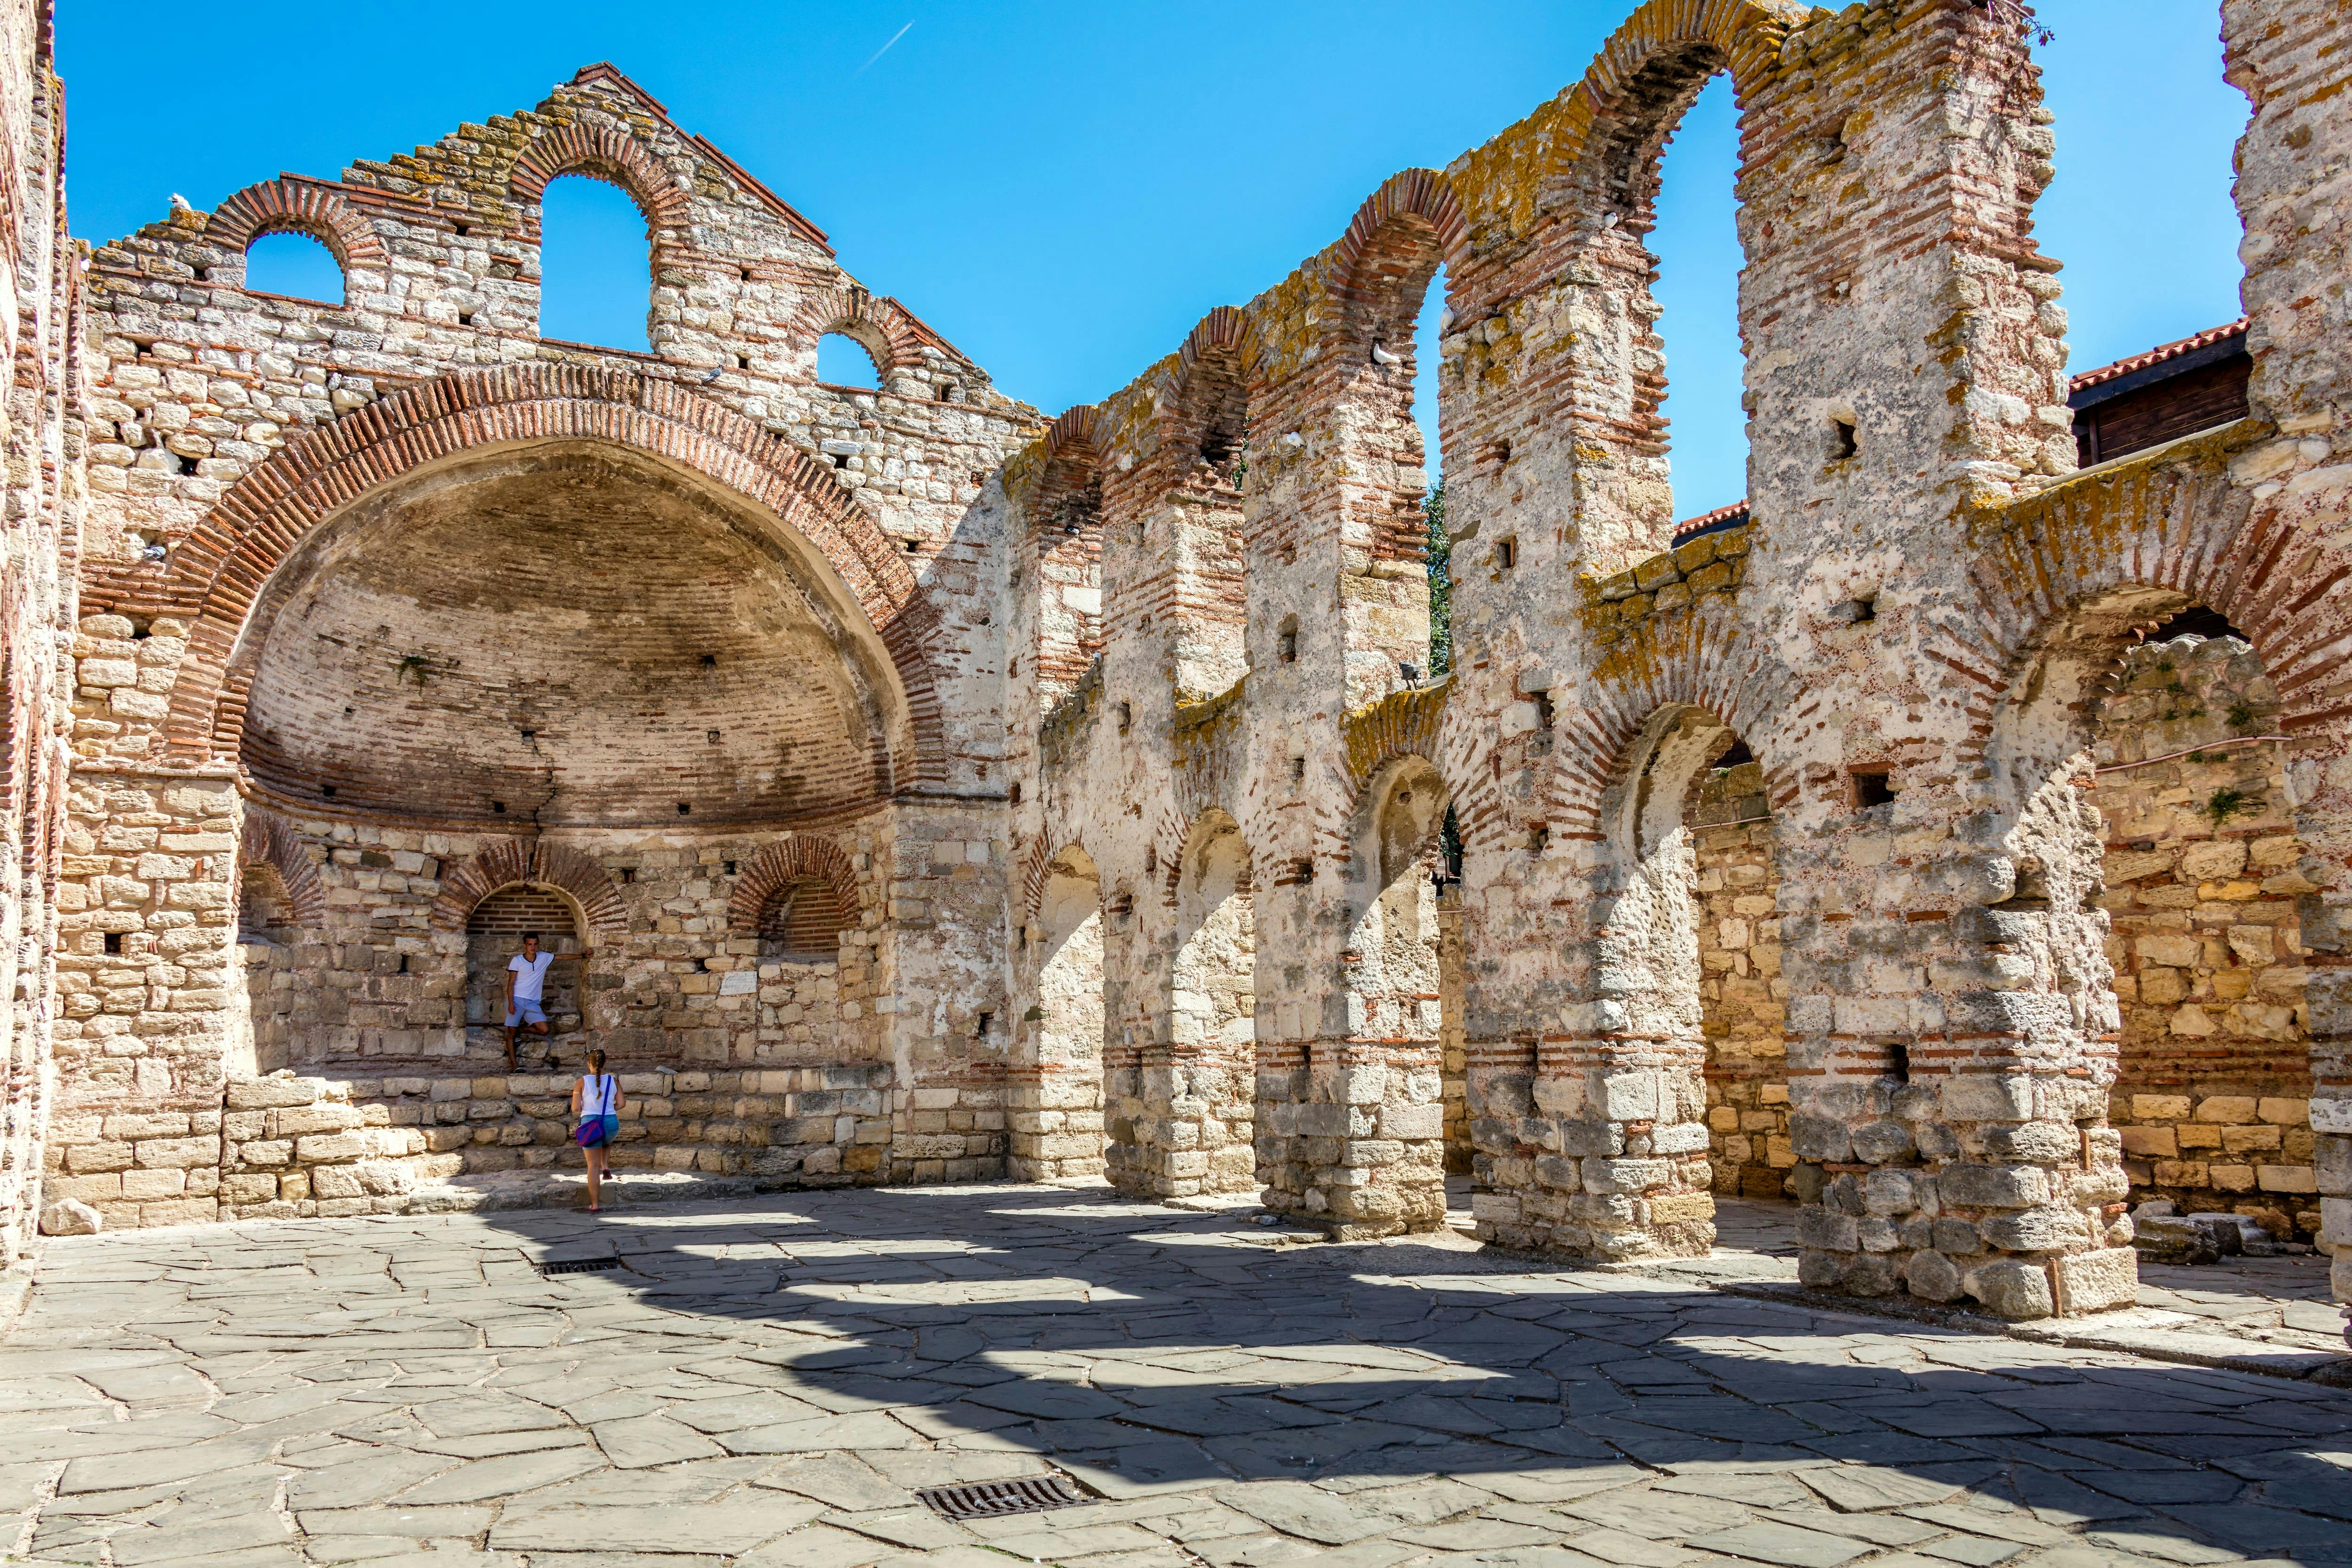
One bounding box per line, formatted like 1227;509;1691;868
1425;481;1451;677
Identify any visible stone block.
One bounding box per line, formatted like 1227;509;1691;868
1796;1206;1858;1251
2195;1096;2260;1124
1966;1259;2055;1320
1940;1074;2033;1122
2257;1164;2317;1194
2258;1097;2310;1125
1938;1163;2048;1209
40;1197;102;1235
2052;1247;2138;1315
228;1077;322;1110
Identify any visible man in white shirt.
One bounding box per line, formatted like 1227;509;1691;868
504;932;567;1070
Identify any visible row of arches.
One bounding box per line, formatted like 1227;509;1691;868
235;828;866;1072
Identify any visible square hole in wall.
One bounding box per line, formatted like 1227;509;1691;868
1851;768;1896;810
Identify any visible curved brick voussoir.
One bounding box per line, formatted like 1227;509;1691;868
152;365;942;781
207;178;389;272
430;836;628;942
238;807;327;930
1545;611;1803;845
507;119;694;239
727;835;866;933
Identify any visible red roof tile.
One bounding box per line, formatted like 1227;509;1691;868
2069;318;2248;394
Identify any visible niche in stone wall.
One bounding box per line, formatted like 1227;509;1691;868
1168;814;1255;1194
237;862;302;1077
757;876;851;964
1684;737;1789;1199
2085;613;2319;1243
1348;760;1462;1173
465;883;586;1062
1031;847;1106;1180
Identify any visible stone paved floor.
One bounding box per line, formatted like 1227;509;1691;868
5;1184;2352;1568
1663;1200;2348;1377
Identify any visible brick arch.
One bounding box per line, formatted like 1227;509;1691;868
509;120;694;239
1021;837;1097;923
795;287;969;380
1543;614;1803;846
727;834;865;935
1925;434;2352;764
1328;169;1469;337
1454;0;1800;242
208;179;389;274
431;837;628;941
237;805;326;929
144;363;944;786
1177;305;1263;383
1163;307;1261;471
1342;685;1454;803
1163;805;1253;909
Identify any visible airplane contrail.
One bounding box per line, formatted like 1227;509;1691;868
855;21;914;75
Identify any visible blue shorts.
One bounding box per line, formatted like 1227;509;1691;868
506;1000;547;1027
580;1114;620;1148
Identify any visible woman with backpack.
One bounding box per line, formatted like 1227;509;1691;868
570;1049;624;1212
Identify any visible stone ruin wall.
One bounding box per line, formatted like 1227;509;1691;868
0;0;2347;1344
2090;632;2322;1238
998;0;2352;1332
29;59;1044;1234
0;0;81;1267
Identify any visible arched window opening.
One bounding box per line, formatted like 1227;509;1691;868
818;333;881;389
1648;73;1748;526
2036;9;2248;415
464;883;586;1063
1411;264;1447;492
1031;454;1104;707
1411;266;1450;685
538;173;652;352
244;231;344;306
2084;610;2316;1249
758;875;851;964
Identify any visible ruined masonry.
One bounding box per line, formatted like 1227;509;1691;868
0;0;2344;1345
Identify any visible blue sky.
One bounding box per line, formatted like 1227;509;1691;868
66;1;2250;519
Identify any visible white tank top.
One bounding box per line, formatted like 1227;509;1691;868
580;1073;617;1117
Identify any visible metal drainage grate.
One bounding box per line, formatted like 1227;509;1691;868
539;1257;622;1276
917;1475;1089;1520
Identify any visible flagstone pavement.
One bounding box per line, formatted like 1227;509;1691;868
3;1183;2350;1568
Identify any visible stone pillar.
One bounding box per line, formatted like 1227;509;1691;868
47;756;242;1231
1088;325;1260;1202
2225;0;2352;1333
1736;0;2132;1316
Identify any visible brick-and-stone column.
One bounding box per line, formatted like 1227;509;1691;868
2225;0;2352;1334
